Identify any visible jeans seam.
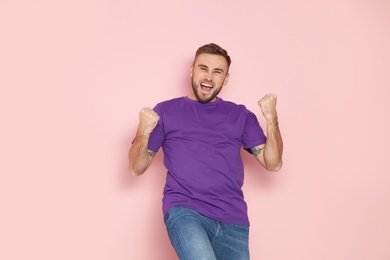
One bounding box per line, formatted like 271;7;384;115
170;228;189;259
211;222;221;245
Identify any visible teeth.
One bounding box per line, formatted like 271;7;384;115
201;83;212;88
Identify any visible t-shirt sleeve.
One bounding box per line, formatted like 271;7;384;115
147;103;164;152
242;111;267;154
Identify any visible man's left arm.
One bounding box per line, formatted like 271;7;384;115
250;94;283;172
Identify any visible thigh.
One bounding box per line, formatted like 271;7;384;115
164;206;217;260
212;223;250;260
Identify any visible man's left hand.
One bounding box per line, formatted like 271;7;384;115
258;94;278;121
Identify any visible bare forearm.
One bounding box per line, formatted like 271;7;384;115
263;117;283;171
257;94;283;171
129;107;160;176
128;132;152;176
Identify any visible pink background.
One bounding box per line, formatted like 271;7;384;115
1;0;389;259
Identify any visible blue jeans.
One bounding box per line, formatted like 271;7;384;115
164;206;250;260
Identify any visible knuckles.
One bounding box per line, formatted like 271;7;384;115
258;94;277;107
139;108;160;123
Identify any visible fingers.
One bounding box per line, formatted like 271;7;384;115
138;107;160;133
258;94;277;108
258;94;278;120
139;107;159;120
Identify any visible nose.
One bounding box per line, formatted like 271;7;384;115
205;72;213;81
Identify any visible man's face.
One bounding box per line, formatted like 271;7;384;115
189;53;230;103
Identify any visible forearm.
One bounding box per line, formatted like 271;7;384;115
263;117;283;171
128;131;152;176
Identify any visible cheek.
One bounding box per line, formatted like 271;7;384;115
217;76;227;85
193;71;202;78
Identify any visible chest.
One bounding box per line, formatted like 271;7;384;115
162;106;245;144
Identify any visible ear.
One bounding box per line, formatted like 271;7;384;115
223;73;230;86
189;65;194;77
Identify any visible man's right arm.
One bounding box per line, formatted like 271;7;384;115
128;108;160;176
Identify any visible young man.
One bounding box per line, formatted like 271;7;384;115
129;43;283;260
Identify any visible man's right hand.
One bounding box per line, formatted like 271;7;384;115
138;107;160;135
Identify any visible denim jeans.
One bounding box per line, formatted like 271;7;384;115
164;206;250;260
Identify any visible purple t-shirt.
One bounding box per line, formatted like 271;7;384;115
148;97;266;226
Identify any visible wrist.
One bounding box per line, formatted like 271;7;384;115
136;128;152;138
265;115;278;125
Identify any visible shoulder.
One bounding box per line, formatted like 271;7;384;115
156;97;184;106
153;97;188;116
219;98;251;114
154;97;185;109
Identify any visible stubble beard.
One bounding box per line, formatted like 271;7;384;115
191;78;223;104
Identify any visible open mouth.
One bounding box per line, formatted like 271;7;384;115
200;82;213;92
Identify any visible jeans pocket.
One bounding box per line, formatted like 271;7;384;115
164;206;178;224
164;210;170;224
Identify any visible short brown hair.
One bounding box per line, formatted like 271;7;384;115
194;43;231;68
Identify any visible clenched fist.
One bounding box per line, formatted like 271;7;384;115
138;107;160;135
258;94;278;121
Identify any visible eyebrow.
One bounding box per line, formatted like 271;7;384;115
198;64;225;73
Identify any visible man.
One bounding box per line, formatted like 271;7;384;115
129;43;283;260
